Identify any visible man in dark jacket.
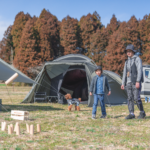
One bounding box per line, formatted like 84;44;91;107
121;44;146;119
89;66;111;119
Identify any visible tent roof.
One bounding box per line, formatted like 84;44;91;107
0;58;34;83
103;70;122;85
53;54;96;64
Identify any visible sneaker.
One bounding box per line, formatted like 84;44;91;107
137;112;146;119
100;115;106;119
125;114;135;119
92;115;96;120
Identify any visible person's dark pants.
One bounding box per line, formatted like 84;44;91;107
126;82;144;114
92;94;106;116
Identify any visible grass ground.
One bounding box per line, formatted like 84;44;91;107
0;85;150;150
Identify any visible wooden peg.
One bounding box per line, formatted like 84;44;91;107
8;125;12;135
14;122;18;132
26;123;30;133
3;122;7;131
30;125;34;135
10;124;14;133
16;124;20;135
1;122;4;131
5;73;18;85
37;124;41;133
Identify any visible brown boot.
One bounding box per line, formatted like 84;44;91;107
77;106;80;111
75;106;77;111
68;105;72;111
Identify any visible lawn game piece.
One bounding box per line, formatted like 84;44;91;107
30;124;34;135
26;123;30;133
14;122;19;132
11;110;29;120
16;124;20;135
37;124;41;132
2;122;7;131
8;125;12;135
10;124;14;133
5;73;19;85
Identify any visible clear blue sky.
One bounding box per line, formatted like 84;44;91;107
0;0;150;40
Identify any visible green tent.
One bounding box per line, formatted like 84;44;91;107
22;54;127;106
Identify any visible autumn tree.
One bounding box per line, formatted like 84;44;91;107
106;14;119;35
79;11;102;55
1;9;150;76
15;18;40;77
46;14;60;57
139;15;150;64
104;16;141;75
125;16;141;49
89;15;119;66
11;12;31;67
60;16;79;55
0;25;13;64
90;28;109;65
35;9;60;61
103;26;127;75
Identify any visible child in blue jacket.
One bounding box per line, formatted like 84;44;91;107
89;66;111;119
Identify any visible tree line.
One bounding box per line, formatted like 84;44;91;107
0;9;150;78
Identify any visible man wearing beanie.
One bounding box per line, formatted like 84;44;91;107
121;44;146;119
89;66;111;119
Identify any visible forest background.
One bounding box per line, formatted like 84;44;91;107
0;9;150;78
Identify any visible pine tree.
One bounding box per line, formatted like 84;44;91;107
35;9;60;61
79;12;102;55
125;16;141;49
106;14;119;35
104;16;141;75
16;18;40;77
60;16;79;55
139;15;150;64
0;25;13;64
90;28;108;65
11;12;31;67
103;27;127;75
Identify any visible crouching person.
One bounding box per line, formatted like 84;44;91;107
121;44;146;119
89;66;111;119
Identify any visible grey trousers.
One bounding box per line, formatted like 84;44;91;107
126;82;144;113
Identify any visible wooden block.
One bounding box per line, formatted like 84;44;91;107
10;124;14;133
14;122;19;132
8;125;12;135
26;123;30;133
37;124;41;133
3;122;7;131
1;122;4;131
16;124;20;135
11;110;29;121
5;73;18;85
30;125;34;135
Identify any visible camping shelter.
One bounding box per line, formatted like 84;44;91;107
0;58;34;83
22;54;127;106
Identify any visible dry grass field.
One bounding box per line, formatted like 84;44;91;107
0;84;150;150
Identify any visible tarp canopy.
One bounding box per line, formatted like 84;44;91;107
0;58;34;83
22;54;127;106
